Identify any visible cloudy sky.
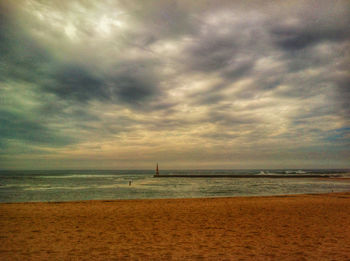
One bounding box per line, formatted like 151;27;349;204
0;0;349;170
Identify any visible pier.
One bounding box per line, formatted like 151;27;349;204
153;164;342;178
153;174;335;178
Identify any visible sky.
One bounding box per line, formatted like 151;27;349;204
0;0;349;170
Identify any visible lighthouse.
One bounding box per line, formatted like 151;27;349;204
155;163;159;176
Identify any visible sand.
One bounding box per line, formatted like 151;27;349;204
1;193;350;260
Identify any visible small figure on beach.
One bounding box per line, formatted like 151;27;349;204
129;180;132;186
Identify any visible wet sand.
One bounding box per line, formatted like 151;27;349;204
1;193;350;260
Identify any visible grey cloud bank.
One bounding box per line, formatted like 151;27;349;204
0;0;349;169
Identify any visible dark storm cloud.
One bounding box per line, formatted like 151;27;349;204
271;8;350;51
0;3;51;84
0;110;75;146
185;34;238;72
39;59;163;107
48;64;107;102
335;74;350;117
272;26;350;51
113;77;156;103
107;59;163;106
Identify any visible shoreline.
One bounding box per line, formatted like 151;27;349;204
2;190;350;205
1;192;350;260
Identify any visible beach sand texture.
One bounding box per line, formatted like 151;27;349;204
1;193;350;260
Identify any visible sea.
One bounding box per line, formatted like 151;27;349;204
0;169;349;203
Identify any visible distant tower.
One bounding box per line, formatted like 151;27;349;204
156;163;159;176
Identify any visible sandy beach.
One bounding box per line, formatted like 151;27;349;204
1;193;350;260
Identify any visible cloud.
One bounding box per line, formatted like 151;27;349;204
0;0;349;169
0;4;51;84
46;64;106;102
107;58;164;106
0;110;75;147
335;73;350;117
270;2;350;51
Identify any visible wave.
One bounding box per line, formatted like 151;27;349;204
284;170;307;174
37;174;120;179
24;186;92;191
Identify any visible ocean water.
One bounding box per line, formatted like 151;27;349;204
0;169;349;203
